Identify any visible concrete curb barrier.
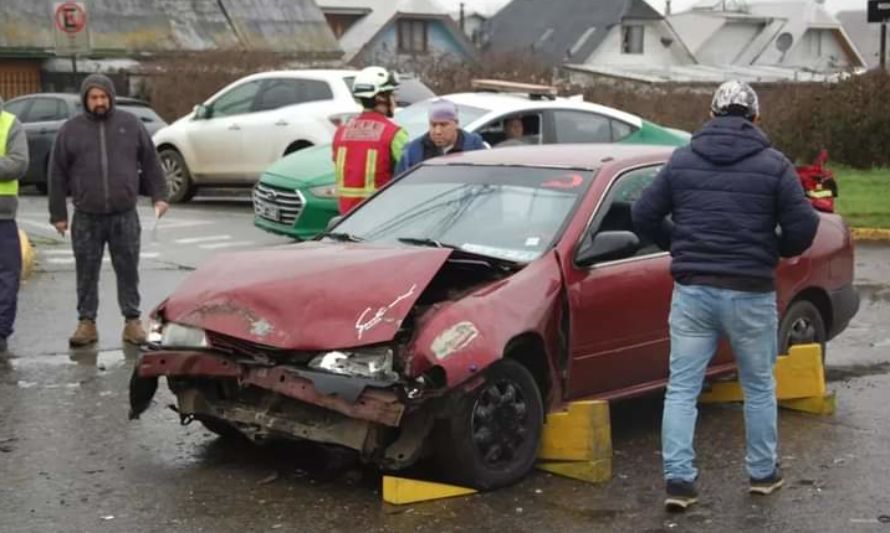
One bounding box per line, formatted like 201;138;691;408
852;228;890;241
19;228;34;281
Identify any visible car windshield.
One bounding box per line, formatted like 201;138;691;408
331;165;594;263
395;101;489;139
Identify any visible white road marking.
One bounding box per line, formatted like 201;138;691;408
174;235;231;244
147;219;214;230
198;241;256;250
40;249;74;255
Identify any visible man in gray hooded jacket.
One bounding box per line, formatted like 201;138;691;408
49;74;168;347
0;95;30;355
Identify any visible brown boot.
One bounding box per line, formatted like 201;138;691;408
69;320;99;347
122;318;147;345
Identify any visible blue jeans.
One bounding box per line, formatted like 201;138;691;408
662;283;779;482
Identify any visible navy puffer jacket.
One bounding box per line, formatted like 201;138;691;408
632;116;819;285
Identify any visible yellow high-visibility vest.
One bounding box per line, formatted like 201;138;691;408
0;110;20;197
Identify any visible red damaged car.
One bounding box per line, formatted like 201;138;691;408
130;144;858;489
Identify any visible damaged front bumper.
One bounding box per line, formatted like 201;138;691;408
135;350;407;427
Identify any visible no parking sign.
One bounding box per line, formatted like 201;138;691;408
52;1;91;55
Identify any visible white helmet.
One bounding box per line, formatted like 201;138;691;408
352;66;400;99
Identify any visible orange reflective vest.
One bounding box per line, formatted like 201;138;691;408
332;111;405;214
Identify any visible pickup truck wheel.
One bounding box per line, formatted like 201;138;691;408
160;149;196;203
433;359;543;490
779;300;827;360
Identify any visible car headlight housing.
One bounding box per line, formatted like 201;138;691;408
309;184;338;198
158;322;209;348
308;347;397;381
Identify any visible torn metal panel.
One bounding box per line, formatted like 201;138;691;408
408;250;565;393
163;243;451;350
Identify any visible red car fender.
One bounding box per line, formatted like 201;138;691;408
407;251;566;403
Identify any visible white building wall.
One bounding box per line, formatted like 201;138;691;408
582;20;694;67
781;29;855;69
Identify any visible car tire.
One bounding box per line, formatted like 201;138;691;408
159;148;196;203
778;300;827;359
197;415;244;440
433;359;544;490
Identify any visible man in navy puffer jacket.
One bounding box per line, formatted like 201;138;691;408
632;80;819;512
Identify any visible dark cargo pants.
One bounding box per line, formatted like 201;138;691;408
0;220;21;340
72;209;141;321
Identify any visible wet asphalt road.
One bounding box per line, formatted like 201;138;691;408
2;193;889;532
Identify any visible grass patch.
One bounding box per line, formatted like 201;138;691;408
833;166;890;229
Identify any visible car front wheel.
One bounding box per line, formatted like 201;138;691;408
160;149;196;203
433;359;543;490
778;300;827;359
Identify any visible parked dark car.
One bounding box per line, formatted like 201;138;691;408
131;144;858;490
3;92;167;192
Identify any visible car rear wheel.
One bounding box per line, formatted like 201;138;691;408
778;300;827;359
160;149;196;203
433;359;543;490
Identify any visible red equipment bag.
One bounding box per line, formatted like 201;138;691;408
795;149;837;213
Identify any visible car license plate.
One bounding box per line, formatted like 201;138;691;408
254;201;280;221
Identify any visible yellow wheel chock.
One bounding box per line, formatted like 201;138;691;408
699;343;835;415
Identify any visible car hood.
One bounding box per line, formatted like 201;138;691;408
161;242;452;350
262;144;335;188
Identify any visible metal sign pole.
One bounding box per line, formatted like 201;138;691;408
882;22;887;70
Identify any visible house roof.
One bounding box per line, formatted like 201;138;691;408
836;10;881;68
0;0;341;58
484;0;662;64
563;62;857;85
669;1;866;69
318;0;475;62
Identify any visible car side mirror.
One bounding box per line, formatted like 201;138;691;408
576;231;640;266
193;104;210;120
325;216;343;232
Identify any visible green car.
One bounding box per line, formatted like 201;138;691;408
253;92;690;240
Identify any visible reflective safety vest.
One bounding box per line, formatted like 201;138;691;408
0;111;19;197
332;111;403;214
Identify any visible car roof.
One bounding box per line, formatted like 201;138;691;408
8;93;150;106
422;143;676;170
443;92;644;127
238;69;358;83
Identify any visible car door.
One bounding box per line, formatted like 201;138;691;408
238;78;310;178
188;80;261;179
563;164;676;398
12;97;70;186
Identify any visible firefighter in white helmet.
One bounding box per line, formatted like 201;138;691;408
332;66;409;214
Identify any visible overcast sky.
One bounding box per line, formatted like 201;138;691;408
436;0;867;16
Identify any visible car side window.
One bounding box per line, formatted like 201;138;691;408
21;98;67;123
300;79;334;103
210;81;262;118
594;165;664;258
3;99;30;119
254;79;302;112
611;119;635;141
553;110;612;143
479;113;543;147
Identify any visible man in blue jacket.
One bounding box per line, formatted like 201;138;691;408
632;80;819;512
395;99;485;174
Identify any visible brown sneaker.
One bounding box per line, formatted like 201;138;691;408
69;319;99;347
122;319;147;345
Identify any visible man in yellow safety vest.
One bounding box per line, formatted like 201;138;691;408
0;94;30;355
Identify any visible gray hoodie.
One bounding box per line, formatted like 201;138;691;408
0;95;30;220
49;74;168;223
